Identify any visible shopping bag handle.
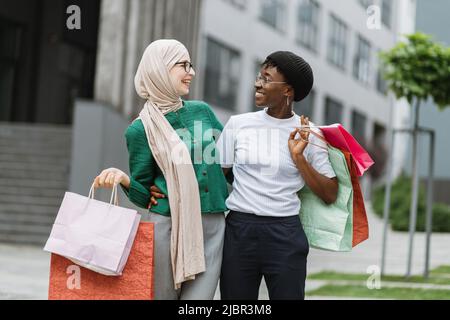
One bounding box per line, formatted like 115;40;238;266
88;182;119;206
297;126;329;151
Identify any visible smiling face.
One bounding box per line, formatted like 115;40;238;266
254;65;292;108
169;54;196;96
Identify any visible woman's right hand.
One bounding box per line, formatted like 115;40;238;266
93;168;130;189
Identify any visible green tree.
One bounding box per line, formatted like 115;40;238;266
379;33;450;277
380;32;450;110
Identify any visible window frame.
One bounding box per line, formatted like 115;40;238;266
259;0;287;32
381;0;392;29
297;0;321;53
353;34;372;85
324;96;344;125
203;37;242;111
327;14;348;71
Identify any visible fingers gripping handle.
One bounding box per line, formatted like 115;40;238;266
88;182;119;206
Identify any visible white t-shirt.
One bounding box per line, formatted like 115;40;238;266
216;109;336;217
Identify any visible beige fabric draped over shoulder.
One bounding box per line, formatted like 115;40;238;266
134;39;205;290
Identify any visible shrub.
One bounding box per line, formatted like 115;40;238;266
372;175;450;232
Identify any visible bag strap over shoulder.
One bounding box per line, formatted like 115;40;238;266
299;125;329;151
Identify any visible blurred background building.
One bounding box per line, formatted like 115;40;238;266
0;0;417;245
196;0;415;196
409;0;450;205
0;0;202;244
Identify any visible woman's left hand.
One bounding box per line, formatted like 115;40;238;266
148;185;165;208
288;115;310;159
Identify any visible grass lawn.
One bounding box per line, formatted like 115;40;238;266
307;271;450;285
306;265;450;299
430;266;450;276
307;285;450;300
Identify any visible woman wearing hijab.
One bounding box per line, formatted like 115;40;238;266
217;51;339;300
94;39;228;300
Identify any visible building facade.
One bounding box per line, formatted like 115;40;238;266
0;0;202;125
0;0;202;244
195;0;416;194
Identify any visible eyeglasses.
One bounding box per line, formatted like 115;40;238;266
175;61;194;73
255;74;287;86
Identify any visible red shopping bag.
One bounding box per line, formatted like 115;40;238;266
320;124;374;176
48;222;154;300
341;150;369;247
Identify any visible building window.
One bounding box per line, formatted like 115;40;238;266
376;68;388;95
370;122;388;179
353;35;371;84
204;38;241;111
327;14;348;70
0;19;22;122
324;96;343;124
260;0;286;31
375;48;388;95
223;0;247;10
294;90;315;118
351;110;367;144
358;0;373;9
381;0;392;29
297;0;320;52
374;123;386;147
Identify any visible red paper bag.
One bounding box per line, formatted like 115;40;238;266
341;150;369;247
48;222;154;300
320;124;374;176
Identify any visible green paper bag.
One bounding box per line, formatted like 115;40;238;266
299;146;353;252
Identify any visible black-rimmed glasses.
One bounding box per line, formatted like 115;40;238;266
175;61;194;73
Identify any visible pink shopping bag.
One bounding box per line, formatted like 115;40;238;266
44;183;141;276
319;124;374;176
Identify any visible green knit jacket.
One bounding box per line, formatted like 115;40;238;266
121;100;228;216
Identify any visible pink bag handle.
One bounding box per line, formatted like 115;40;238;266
298;126;329;151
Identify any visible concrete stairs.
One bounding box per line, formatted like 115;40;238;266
0;122;72;245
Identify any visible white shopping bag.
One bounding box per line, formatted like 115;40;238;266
44;183;141;276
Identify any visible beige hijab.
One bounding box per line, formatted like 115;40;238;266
135;39;205;289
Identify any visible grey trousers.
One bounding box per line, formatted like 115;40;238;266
148;212;225;300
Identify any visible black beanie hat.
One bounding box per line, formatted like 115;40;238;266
266;51;314;102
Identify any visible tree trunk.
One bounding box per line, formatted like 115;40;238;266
406;98;421;277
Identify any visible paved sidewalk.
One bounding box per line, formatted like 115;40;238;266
1;203;449;300
0;243;50;300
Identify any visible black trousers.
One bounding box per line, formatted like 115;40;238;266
220;211;309;300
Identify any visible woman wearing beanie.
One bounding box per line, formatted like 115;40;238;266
93;39;228;300
217;51;338;300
